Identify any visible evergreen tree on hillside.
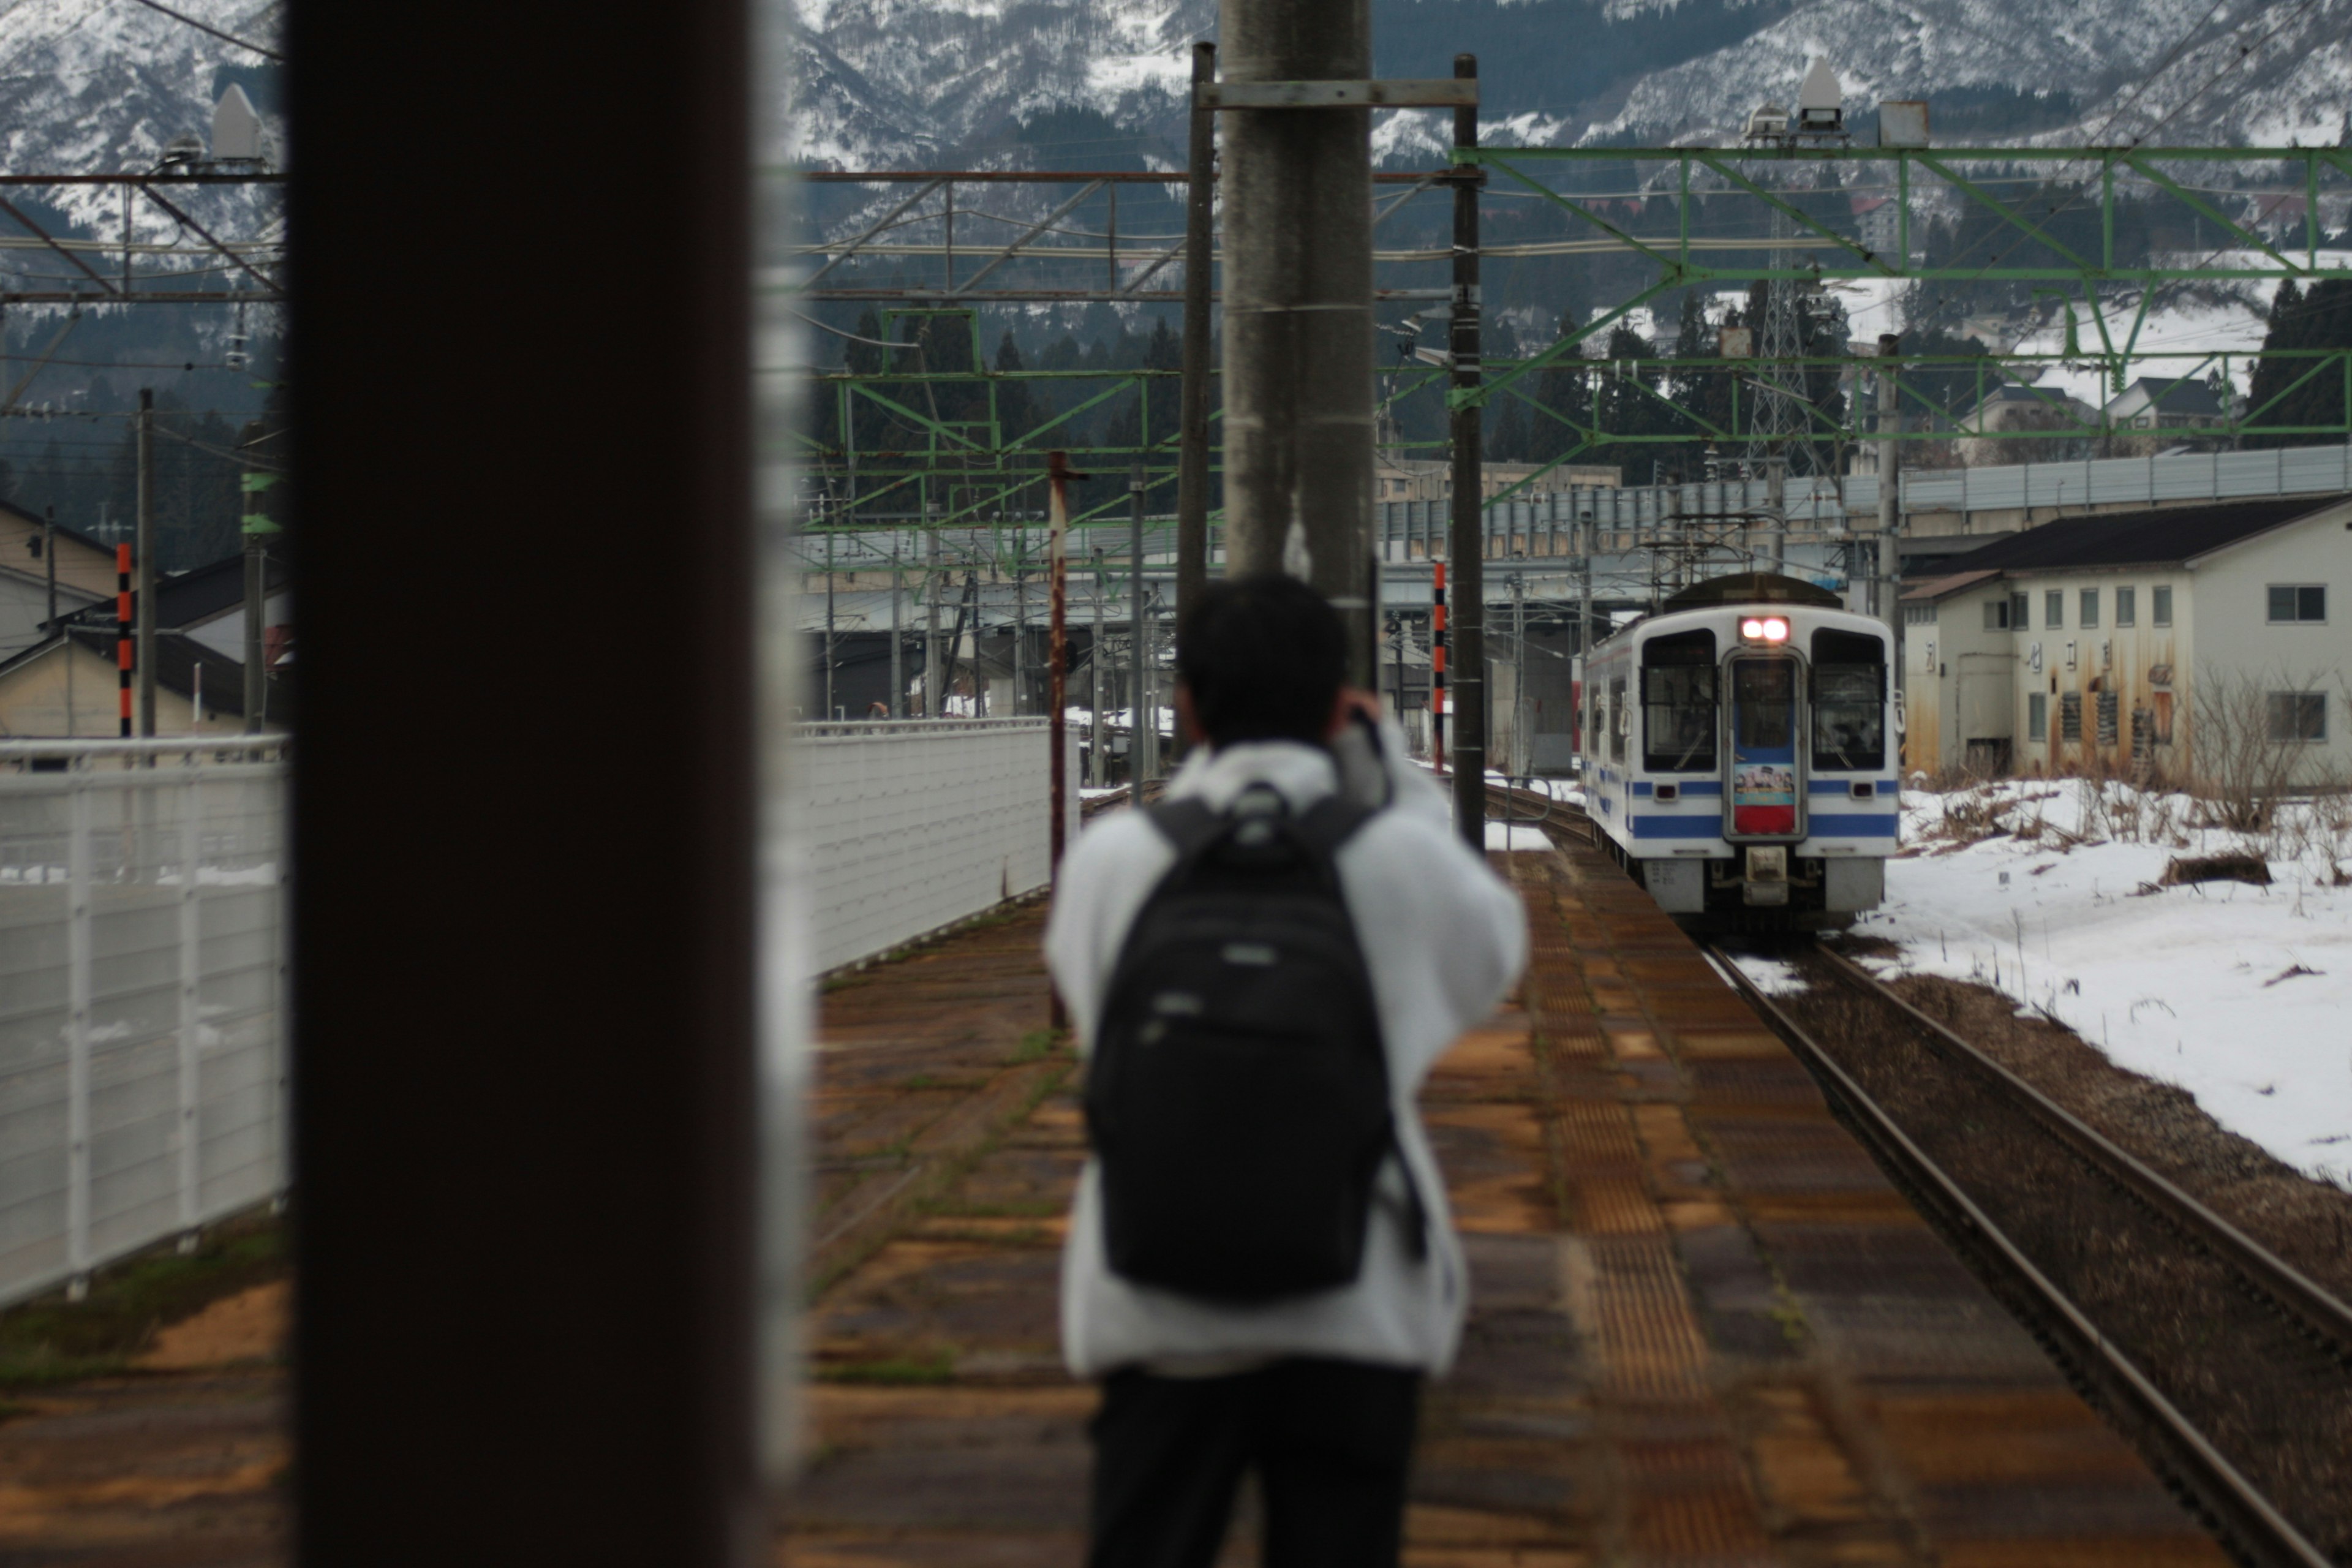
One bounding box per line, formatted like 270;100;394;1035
2244;278;2352;448
993;331;1038;446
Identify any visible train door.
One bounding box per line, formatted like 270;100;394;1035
1724;651;1805;839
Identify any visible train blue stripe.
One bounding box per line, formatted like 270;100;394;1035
1629;816;1727;839
1806;815;1901;836
1624;813;1900;840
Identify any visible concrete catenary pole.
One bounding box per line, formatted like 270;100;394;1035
1876;331;1902;661
888;549;904;718
1090;548;1106;785
924;510;941;717
1174;41;1218;751
1447;56;1485;845
42;503;55;630
1216;0;1376;684
135;387;155;736
1046;453;1077;1037
1129;463;1155;780
241;476;266;735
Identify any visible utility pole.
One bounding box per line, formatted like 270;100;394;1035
240;467;274;736
1510;573;1527;778
1012;524;1027;715
135;388;155;736
924;511;941;717
1047;453;1077;1032
1174;39;1217;751
1875;332;1902;662
1129;463;1154;780
823;528;836;720
888;548;903;718
1447;55;1485;845
42;503;55;630
1090;548;1106;785
1215;0;1376;683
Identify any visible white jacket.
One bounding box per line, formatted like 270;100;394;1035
1044;726;1528;1379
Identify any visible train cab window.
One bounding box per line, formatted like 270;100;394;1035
1731;661;1794;748
1811;628;1887;772
1640;630;1717;771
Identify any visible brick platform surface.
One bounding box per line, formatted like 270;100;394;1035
780;842;2225;1567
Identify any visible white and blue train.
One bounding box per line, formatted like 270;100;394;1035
1581;573;1898;929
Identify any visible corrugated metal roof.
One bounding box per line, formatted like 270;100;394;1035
1921;495;2348;574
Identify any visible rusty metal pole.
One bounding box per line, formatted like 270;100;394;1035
1447;56;1485;845
1047;451;1082;1033
1217;0;1376;684
1173;39;1217;767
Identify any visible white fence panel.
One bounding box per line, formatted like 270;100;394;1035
796;719;1080;975
0;739;289;1310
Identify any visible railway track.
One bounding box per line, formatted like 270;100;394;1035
1713;943;2352;1568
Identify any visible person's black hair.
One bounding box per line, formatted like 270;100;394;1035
1175;574;1346;747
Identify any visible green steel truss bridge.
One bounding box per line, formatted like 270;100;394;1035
785;146;2352;560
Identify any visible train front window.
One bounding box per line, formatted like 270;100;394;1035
1641;630;1717;771
1811;629;1886;771
1732;660;1794;748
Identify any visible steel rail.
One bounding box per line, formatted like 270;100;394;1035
1810;944;2352;1356
1710;948;2335;1568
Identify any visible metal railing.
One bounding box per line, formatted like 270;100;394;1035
0;737;290;1307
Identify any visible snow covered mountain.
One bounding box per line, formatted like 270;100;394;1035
783;0;2352;170
0;0;282;238
1581;0;2352;149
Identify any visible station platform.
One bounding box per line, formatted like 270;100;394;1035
782;835;2225;1567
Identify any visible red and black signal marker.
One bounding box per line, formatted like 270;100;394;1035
115;543;133;737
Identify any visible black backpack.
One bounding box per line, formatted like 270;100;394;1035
1084;783;1425;1303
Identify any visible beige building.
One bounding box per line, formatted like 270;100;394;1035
0;505;113;664
0;628;288;739
1899;495;2352;783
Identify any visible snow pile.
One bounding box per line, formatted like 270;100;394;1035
1850;780;2352;1184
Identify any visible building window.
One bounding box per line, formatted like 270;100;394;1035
2267;691;2327;743
2267;584;2326;623
2153;586;2173;626
2010;591;2029;628
2046;589;2064;628
2028;692;2048;739
1904;601;1937;625
2079;587;2099;628
1982;598;2008;630
2060;690;2082;743
2116;586;2136;627
2096;690;2119;746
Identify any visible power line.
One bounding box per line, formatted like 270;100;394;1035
119;0;283;61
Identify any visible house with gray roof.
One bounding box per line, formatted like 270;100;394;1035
1896;495;2352;782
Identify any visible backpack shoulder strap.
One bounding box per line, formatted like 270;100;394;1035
1144;797;1227;862
1292;793;1378;861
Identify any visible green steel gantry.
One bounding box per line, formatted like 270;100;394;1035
790;146;2352;537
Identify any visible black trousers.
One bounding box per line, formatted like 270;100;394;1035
1087;1357;1422;1568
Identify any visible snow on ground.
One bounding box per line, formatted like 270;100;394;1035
1725;954;1809;997
1845;781;2352;1186
1485;823;1551;850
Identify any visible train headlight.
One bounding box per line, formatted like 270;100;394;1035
1740;616;1790;643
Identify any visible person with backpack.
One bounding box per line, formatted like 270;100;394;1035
1046;573;1529;1568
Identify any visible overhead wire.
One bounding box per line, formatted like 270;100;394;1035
118;0;281;60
